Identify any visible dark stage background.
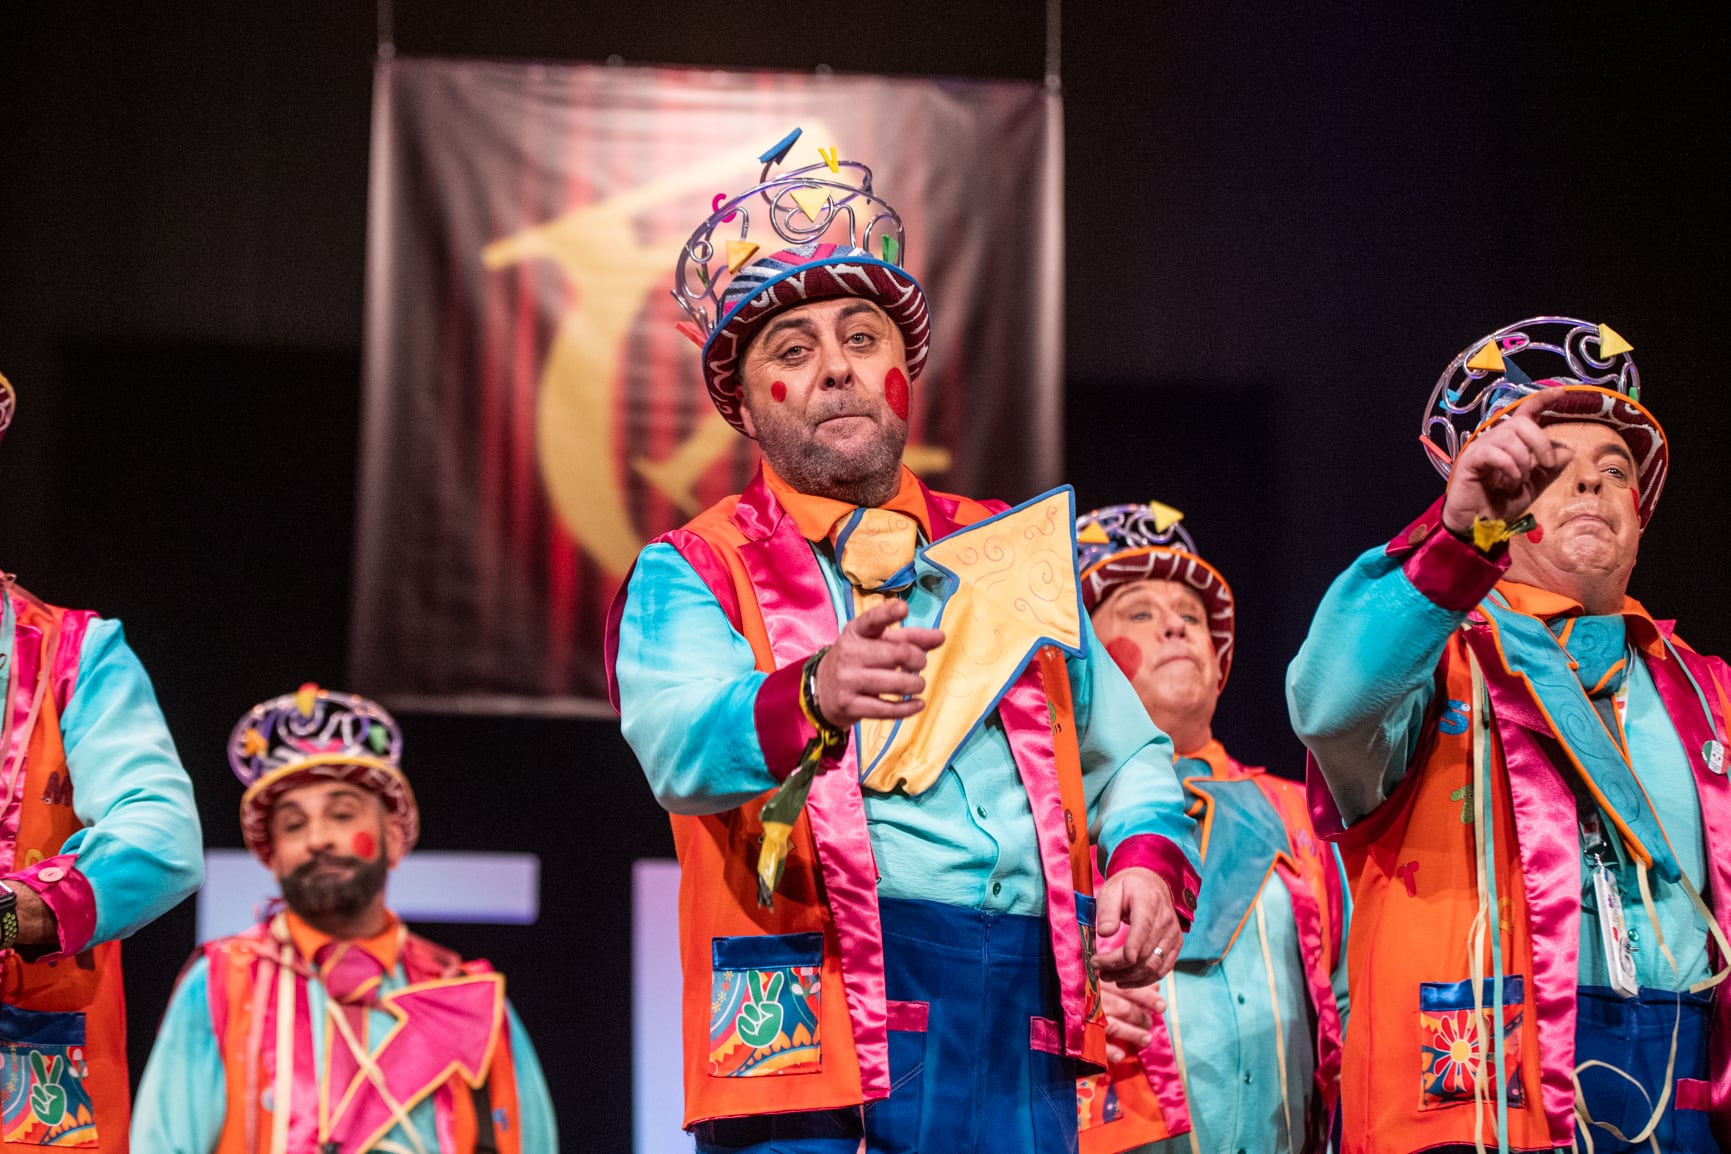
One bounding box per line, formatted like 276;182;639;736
1;4;1725;1147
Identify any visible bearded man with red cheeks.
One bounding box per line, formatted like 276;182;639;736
131;685;557;1153
1288;318;1731;1154
606;139;1200;1154
1071;504;1348;1154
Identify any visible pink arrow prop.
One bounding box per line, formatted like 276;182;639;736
325;973;506;1151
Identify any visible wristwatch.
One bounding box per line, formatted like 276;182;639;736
0;881;18;951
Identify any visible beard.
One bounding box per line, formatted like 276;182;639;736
280;852;388;922
750;392;908;506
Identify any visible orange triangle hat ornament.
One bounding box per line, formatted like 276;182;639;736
228;683;420;866
1074;501;1237;684
0;370;16;448
1420;317;1666;529
669;127;930;435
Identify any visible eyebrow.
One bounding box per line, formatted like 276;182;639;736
756;302;887;346
1558;438;1634;466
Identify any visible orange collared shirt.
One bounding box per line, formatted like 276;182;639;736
1494;579;1667;660
762;462;935;543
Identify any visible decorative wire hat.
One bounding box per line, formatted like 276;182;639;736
1421;317;1666;528
0;371;16;447
671;127;931;434
1075;501;1236;682
228;683;419;865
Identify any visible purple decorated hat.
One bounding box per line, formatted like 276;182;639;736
1075;502;1236;681
1421;317;1666;529
670;128;931;434
229;683;419;865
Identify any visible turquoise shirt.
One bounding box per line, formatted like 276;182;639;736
1286;544;1709;993
616;539;1198;915
131;947;559;1152
2;602;203;945
1145;860;1352;1154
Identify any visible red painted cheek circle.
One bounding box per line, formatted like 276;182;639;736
1105;637;1143;681
883;368;910;422
1525;525;1545;543
770;381;788;403
352;830;377;860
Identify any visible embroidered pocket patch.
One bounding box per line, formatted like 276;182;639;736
0;1006;99;1147
1418;977;1526;1110
709;932;823;1078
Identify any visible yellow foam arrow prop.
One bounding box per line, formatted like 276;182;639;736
1147;500;1185;532
1598;323;1634;358
725;239;760;273
1466;341;1506;373
789;186;831;222
856;491;1083;795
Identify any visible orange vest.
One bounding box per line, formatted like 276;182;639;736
606;468;1108;1128
1315;592;1731;1152
1079;744;1345;1154
198;916;525;1154
1;582;129;1151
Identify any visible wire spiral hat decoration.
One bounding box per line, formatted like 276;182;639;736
670;128;931;434
1420;316;1666;527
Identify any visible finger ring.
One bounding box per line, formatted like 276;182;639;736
1152;945;1165;959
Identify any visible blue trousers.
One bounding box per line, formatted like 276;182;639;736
693;897;1079;1154
1573;985;1715;1153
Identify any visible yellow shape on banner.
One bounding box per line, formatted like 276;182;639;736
790;186;831;222
725;240;760;273
1148;500;1184;532
1466;341;1506;374
1598;323;1634;358
818;146;840;173
1077;521;1111;545
857;491;1082;795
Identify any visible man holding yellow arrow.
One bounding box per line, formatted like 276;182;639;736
605;132;1200;1153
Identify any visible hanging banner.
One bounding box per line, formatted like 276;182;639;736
352;57;1063;709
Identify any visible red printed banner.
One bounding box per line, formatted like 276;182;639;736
352;57;1062;708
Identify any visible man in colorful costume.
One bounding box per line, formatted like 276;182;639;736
1072;503;1349;1154
0;369;204;1151
131;684;556;1153
605;133;1201;1153
1287;318;1731;1153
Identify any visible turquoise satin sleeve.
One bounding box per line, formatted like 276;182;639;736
1286;545;1458;825
129;956;225;1154
58;617;204;943
1070;614;1199;871
614;543;780;815
505;1000;560;1152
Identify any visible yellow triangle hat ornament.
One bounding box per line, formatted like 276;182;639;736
0;370;16;447
1074;501;1237;681
1420;316;1665;528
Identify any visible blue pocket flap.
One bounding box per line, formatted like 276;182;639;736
1420;975;1525;1012
0;1005;87;1047
713;932;824;971
1074;893;1096;928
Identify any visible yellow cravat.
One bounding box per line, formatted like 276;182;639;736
830;507;920;618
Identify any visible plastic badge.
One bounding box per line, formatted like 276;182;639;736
1592;864;1639;998
1703;739;1726;775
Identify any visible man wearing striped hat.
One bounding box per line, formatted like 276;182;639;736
131;685;557;1153
1288;319;1731;1152
1073;503;1349;1154
605;134;1200;1152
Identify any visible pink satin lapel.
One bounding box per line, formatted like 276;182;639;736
1647;646;1731;1146
998;669;1092;1060
731;483;891;1100
49;609;93;714
259;954;322;1152
1468;630;1581;1144
0;598;44;873
1279;863;1344;1128
1134;1010;1193;1137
